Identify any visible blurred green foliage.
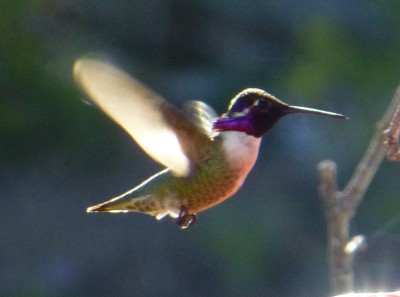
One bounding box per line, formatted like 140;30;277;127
1;1;400;296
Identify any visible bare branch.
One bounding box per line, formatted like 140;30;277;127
341;117;387;213
383;86;400;161
318;161;354;293
318;86;400;295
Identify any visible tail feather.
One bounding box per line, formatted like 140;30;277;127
86;195;157;214
86;201;129;213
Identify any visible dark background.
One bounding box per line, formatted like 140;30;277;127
2;1;400;296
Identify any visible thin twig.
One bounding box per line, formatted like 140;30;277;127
318;86;400;296
383;86;400;161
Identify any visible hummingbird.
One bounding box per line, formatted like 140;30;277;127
73;57;346;229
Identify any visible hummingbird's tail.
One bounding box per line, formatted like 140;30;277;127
86;201;128;213
86;194;169;219
87;194;150;213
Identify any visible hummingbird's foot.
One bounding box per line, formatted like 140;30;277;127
176;206;197;229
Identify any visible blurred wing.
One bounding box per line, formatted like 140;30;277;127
74;58;212;176
160;100;217;167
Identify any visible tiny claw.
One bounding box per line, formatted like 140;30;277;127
176;206;197;229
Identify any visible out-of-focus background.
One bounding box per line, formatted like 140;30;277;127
2;1;400;296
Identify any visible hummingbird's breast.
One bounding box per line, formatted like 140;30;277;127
173;131;261;214
220;131;261;174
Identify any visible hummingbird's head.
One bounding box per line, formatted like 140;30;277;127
214;88;347;137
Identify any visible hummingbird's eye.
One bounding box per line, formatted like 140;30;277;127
255;99;271;109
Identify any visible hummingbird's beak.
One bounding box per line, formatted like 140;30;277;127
285;105;348;119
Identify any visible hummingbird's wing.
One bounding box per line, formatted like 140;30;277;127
73;58;214;177
184;100;218;139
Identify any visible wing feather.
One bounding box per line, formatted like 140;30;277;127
74;58;194;176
